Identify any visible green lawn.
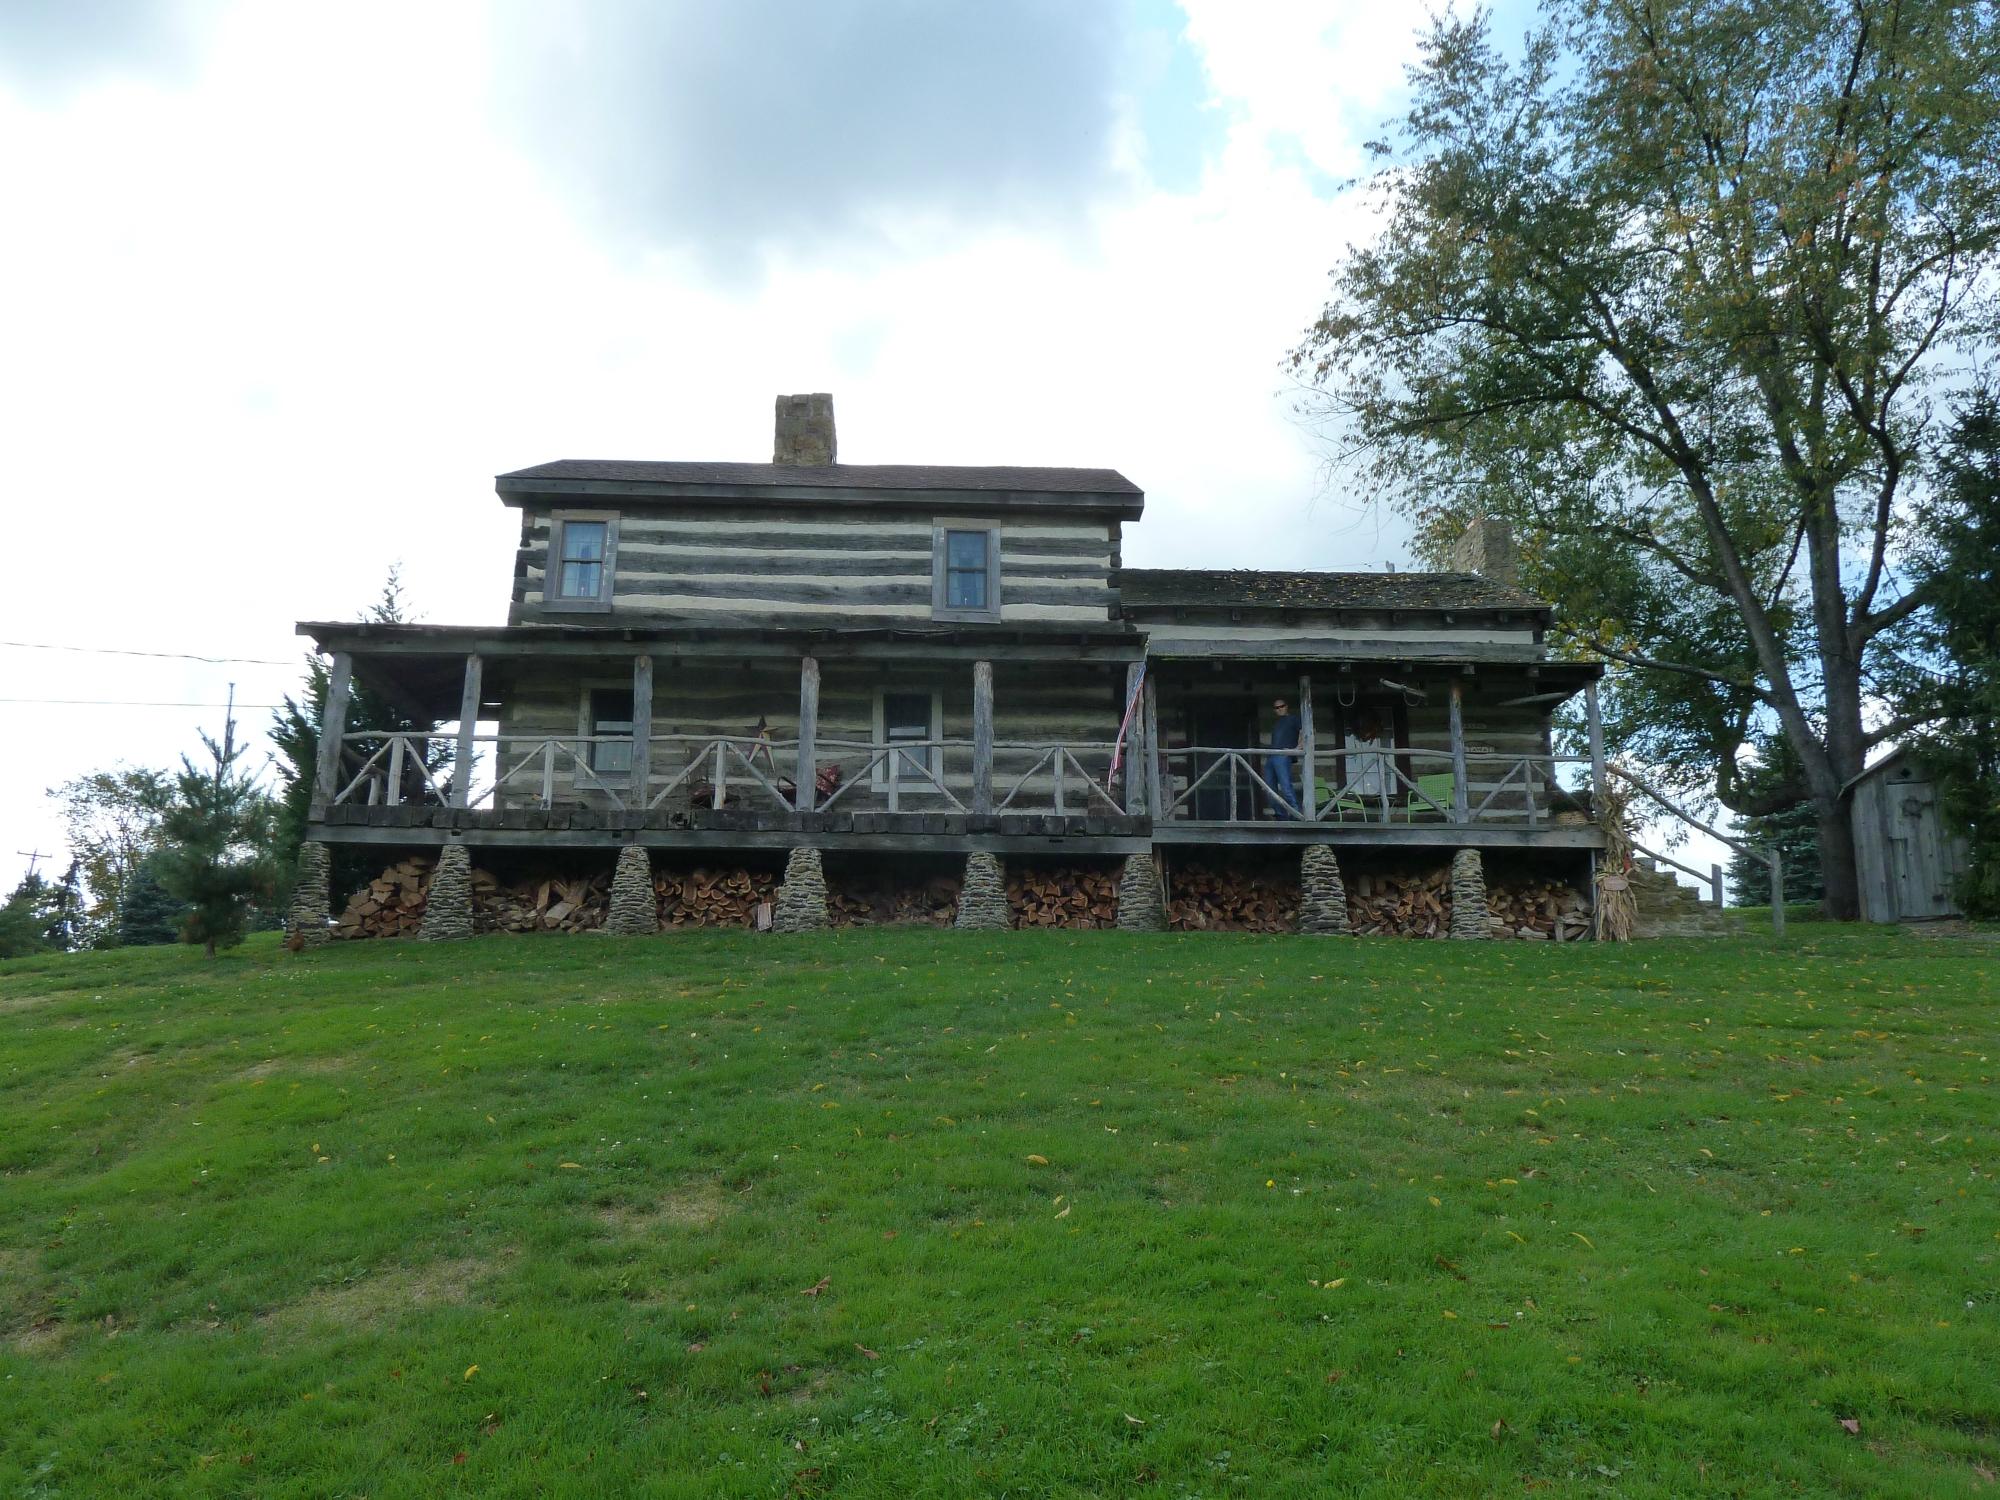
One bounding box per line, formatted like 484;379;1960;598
2;926;1996;1498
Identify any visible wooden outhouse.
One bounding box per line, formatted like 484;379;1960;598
1847;747;1972;923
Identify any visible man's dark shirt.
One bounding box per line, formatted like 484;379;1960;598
1270;712;1301;751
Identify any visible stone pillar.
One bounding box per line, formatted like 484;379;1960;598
419;843;476;941
1115;851;1167;932
1298;845;1349;935
286;840;333;948
773;847;829;932
954;852;1010;930
1449;848;1491;940
605;845;658;935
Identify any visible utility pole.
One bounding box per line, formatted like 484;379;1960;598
15;848;46;881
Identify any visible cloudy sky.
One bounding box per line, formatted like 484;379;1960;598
7;0;1648;898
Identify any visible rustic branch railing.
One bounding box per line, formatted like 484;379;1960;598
1159;745;1598;828
333;731;455;807
994;741;1123;816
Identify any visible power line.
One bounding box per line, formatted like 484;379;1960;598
0;700;290;712
0;638;298;666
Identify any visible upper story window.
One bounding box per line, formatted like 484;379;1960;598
548;511;617;611
932;524;1001;622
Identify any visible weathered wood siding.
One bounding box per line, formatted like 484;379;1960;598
1851;755;1971;922
509;505;1117;624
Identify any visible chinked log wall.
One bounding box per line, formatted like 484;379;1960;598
511;506;1118;624
492;658;1124;815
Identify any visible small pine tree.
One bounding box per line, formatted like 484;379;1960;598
1724;736;1825;908
116;856;186;947
0;873;55;959
156;729;277;957
45;859;85;951
1909;395;2000;918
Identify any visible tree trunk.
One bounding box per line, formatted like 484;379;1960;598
1814;794;1860;922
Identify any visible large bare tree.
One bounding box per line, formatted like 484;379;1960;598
1291;0;2000;917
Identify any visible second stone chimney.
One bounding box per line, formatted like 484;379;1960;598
773;393;836;465
1447;515;1517;586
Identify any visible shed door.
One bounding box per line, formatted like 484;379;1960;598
1889;781;1957;920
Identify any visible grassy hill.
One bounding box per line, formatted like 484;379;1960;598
3;926;1996;1498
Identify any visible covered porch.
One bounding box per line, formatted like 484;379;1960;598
297;620;1155;855
1139;649;1608;852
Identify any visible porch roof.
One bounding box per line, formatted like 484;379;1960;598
298;617;1148;667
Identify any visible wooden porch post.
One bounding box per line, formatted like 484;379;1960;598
630;653;653;812
1584;679;1607;810
451;653;483;808
794;655;819;813
1143;669;1162;822
311;651;353;816
1298;673;1315;819
971;659;994;814
1123;661;1147;816
1448;676;1471;824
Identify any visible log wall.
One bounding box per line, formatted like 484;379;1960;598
510;505;1117;625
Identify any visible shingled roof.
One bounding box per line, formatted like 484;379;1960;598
498;459;1140;497
1117;569;1548;613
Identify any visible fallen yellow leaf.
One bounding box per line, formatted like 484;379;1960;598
464;1365;478;1381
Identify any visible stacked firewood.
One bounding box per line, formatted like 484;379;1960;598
333;856;435;938
475;870;609;933
1165;865;1301;933
655;866;779;928
829;874;960;927
1347;868;1451;938
1008;866;1120;928
1487;878;1592;941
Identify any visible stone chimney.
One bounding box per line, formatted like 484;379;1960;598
773;393;836;465
1447;515;1517;585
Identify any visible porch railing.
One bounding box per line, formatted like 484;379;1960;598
326;728;1600;832
326;730;1135;818
1159;744;1598;828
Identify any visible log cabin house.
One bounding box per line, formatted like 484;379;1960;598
292;395;1609;937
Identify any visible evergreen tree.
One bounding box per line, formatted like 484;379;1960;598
1725;737;1825;908
268;568;447;900
156;728;278;957
45;860;85;951
1908;396;2000;917
0;873;55;959
116;856;186;947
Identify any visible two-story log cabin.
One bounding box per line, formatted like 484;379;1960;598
292;395;1608;938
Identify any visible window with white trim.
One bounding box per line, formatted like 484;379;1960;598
873;689;943;788
586;687;634;777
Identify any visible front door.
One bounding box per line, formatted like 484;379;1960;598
1185;701;1257;821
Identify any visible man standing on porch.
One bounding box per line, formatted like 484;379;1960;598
1265;697;1301;817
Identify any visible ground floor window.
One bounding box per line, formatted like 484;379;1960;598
874;689;942;787
586;687;634;776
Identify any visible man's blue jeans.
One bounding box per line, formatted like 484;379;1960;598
1264;755;1298;818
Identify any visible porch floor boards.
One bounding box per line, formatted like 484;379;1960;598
308;806;1603;853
